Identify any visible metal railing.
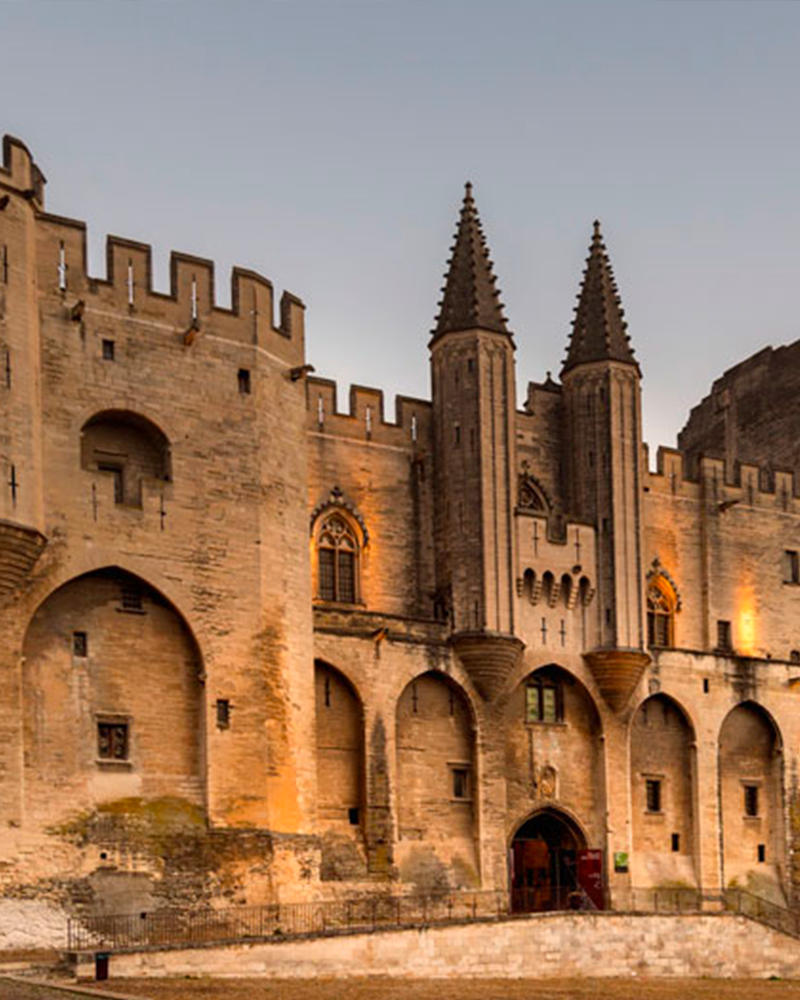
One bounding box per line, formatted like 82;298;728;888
67;884;800;953
510;886;601;913
67;890;509;952
630;886;706;913
723;887;800;938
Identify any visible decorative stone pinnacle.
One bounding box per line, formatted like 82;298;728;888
431;184;510;340
562;221;639;376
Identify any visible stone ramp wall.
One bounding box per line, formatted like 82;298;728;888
97;912;800;980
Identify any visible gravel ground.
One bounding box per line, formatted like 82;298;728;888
0;981;126;1000
85;977;800;1000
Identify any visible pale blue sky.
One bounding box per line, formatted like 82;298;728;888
2;2;799;452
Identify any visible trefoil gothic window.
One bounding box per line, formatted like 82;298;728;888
317;513;359;604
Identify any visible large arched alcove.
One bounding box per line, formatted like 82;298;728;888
81;410;171;507
719;701;784;899
505;664;604;849
22;568;204;825
629;694;696;887
314;661;364;832
395;672;477;889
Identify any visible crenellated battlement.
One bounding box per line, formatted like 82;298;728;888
306;376;431;448
32;213;305;364
647;445;798;510
1;135;304;365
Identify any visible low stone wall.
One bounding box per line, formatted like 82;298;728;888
91;912;800;980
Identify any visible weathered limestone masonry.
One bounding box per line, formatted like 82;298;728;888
87;913;800;980
3;133;800;947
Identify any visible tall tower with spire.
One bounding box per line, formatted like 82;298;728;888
430;183;523;700
562;222;649;709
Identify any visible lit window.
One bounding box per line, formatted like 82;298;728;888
647;579;675;648
646;778;662;813
525;676;562;724
317;513;359;604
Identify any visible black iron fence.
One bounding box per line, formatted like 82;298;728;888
630;886;706;913
67;890;509;952
66;884;800;953
724;887;800;938
510;886;601;913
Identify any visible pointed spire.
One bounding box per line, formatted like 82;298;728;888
562;221;638;376
432;182;509;340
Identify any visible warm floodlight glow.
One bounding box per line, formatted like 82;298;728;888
735;581;758;656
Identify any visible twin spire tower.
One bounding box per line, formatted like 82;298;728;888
430;183;648;706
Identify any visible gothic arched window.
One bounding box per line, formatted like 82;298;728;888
647;579;675;649
317;513;359;604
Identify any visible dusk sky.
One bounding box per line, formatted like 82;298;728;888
2;2;799;454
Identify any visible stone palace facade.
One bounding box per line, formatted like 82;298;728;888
2;134;799;939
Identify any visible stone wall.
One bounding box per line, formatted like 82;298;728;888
678;341;800;480
97;912;800;980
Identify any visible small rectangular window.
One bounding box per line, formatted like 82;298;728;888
671;833;680;853
99;464;124;504
216;699;230;730
72;631;88;657
786;550;800;584
716;620;732;652
744;784;759;818
526;682;561;724
120;583;144;613
98;721;129;761
703;678;710;694
645;778;662;814
237;368;251;394
348;807;360;826
102;339;115;361
758;844;766;863
451;767;470;800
